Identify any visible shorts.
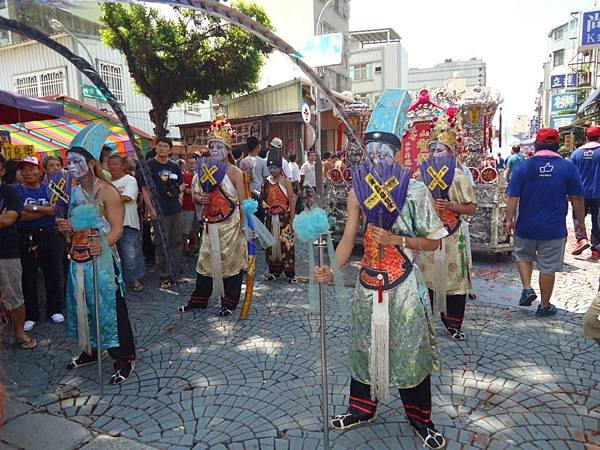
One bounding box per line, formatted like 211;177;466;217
0;258;25;311
181;210;197;235
514;236;566;275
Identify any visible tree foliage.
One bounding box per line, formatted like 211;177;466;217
100;2;274;138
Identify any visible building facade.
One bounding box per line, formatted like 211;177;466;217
348;28;408;107
407;58;487;95
251;0;351;93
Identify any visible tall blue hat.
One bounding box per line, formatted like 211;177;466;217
364;89;411;149
69;123;111;161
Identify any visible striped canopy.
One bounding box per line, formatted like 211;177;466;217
0;96;152;160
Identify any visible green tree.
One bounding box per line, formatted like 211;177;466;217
100;2;273;138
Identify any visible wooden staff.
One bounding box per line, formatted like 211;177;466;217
239;172;256;320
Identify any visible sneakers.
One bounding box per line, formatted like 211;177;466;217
23;320;36;332
330;410;377;430
110;362;134;385
572;239;591;256
50;313;64;324
519;288;537;307
535;304;557;317
414;425;446;449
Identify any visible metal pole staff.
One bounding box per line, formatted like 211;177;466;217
314;1;334;448
90;230;103;396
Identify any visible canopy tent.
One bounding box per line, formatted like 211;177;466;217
0;95;152;160
0;89;65;124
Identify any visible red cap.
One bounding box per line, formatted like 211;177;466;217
535;128;560;144
586;126;600;138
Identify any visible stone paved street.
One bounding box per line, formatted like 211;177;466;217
2;221;600;450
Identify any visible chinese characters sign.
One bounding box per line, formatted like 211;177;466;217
580;10;600;50
550;74;580;89
401;121;431;172
550;114;577;129
0;142;34;160
183;119;261;147
551;93;578;113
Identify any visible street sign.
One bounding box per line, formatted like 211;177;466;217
550;114;577;129
295;33;343;68
550;75;566;89
301;103;311;124
579;10;600;50
0;142;34;160
551;93;578;113
82;84;106;100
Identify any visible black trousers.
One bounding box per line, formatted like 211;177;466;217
349;376;433;430
574;198;600;250
106;285;136;367
188;271;244;310
429;289;467;331
19;226;65;322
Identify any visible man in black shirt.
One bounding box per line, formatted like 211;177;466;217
0;155;36;348
140;138;184;289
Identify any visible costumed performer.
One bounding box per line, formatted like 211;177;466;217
58;123;136;385
261;143;297;283
315;89;448;449
178;117;247;317
418;110;477;341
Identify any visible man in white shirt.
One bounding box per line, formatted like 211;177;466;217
239;136;269;222
300;150;317;189
109;155;145;291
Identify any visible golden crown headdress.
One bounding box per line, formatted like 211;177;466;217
429;107;459;152
207;115;236;146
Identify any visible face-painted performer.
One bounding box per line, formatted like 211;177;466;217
178;117;248;317
418;109;478;342
260;138;297;283
314;90;448;449
57;123;136;385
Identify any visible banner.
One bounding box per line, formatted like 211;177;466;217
183;119;261;147
551;93;578;113
1;142;34;160
401;121;431;172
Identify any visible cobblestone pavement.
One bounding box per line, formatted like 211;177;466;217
2;220;600;450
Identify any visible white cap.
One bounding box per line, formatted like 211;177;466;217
17;156;39;168
270;137;283;149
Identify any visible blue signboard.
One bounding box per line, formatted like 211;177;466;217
550;75;565;89
551;93;578;113
550;114;577;129
565;73;579;88
580;11;600;49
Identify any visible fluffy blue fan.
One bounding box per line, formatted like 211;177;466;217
71;203;100;231
293;207;330;242
241;198;258;216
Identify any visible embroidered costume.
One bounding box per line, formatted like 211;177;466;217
331;90;447;449
179;118;247;316
64;124;136;385
418;110;477;341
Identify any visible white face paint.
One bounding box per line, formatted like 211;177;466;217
365;141;395;164
268;166;282;177
208;140;229;161
429;142;452;158
67;152;89;179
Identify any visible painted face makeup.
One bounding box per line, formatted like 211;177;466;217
365;141;395;164
268;166;282;177
429;142;452;158
67;152;89;179
208;140;229;160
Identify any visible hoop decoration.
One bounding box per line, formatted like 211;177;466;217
480;166;498;184
469;167;481;184
342;168;353;183
329;168;342;183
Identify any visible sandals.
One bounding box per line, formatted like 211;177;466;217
132;282;144;292
414;425;447;449
447;328;466;341
160;280;173;290
330;411;377;430
110;362;134;385
17;337;37;349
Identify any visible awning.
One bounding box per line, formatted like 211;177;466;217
0;90;64;124
0;96;152;160
578;87;600;115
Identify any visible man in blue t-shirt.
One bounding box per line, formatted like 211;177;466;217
506;128;587;317
570;125;600;259
16;156;65;331
504;145;525;181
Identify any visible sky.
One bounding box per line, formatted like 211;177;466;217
349;0;594;132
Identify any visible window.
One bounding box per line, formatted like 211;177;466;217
14;68;67;98
554;27;564;41
350;63;373;81
99;61;124;103
553;49;565;68
187;103;206;114
374;66;382;74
